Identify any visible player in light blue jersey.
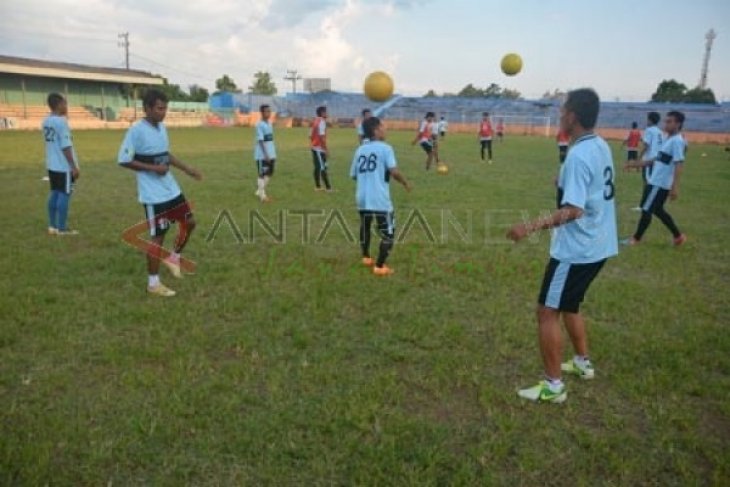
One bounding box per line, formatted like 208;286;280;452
350;117;411;276
254;104;276;203
118;89;203;297
629;111;662;211
507;88;618;403
357;108;372;145
624;111;687;246
42;93;80;235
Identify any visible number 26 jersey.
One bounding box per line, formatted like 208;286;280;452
350;140;398;212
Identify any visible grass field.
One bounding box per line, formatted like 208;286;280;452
1;125;728;485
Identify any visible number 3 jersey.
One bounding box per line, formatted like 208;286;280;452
551;133;618;264
350;140;398;212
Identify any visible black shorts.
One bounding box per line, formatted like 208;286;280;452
142;193;193;237
359;211;395;240
641;185;669;213
48;170;74;195
558;145;568;163
256;159;275;177
419;141;433;154
480;139;493;148
312;150;328;171
439;131;446;138
538;258;606;313
627;150;638;161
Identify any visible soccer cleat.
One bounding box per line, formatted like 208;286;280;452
620;236;639;246
162;257;183;279
630;206;643;212
362;257;375;267
561;359;595;380
488;159;493;164
373;265;394;276
48;227;58;235
314;187;325;192
517;380;567;403
260;195;272;203
673;234;687;246
147;283;176;297
56;229;79;236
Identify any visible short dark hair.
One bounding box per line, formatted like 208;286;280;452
362;108;371;117
316;106;327;116
648;112;661;125
667;110;685;130
260;104;270;113
47;93;65;110
143;89;168;109
631;122;638;129
363;116;381;139
426;111;435;118
564;88;600;129
482;112;489;117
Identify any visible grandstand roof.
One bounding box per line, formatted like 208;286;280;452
0;55;164;85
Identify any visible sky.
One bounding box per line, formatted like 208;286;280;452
1;0;729;101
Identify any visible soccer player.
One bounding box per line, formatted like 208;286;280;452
631;112;662;211
623;111;687;246
254;104;276;203
438;116;448;138
478;112;494;163
411;112;436;170
43;93;80;235
507;88;618;403
556;128;570;163
622;122;642;167
311;106;332;191
351;117;411;276
118;89;203;297
357;108;372;145
496;118;505;142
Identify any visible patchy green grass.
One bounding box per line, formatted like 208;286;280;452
0;125;728;485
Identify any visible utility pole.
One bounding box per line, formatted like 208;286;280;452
699;28;716;89
118;32;130;70
284;69;302;94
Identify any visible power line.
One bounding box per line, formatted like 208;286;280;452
0;28;117;44
130;53;211;82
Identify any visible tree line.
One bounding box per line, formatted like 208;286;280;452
151;72;719;105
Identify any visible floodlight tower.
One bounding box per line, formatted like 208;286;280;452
284;69;302;94
699;29;716;89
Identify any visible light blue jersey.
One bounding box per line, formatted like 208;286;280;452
641;125;663;161
118;119;181;204
551;133;618;264
648;133;684;190
350;140;397;212
42;114;77;172
254;120;276;160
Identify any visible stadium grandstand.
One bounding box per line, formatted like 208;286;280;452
0;55;209;130
2;54;727;143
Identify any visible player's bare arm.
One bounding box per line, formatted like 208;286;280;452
507;205;584;242
121;160;168;175
670;162;684;200
390;168;412;192
62;147;79;180
169;153;202;180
